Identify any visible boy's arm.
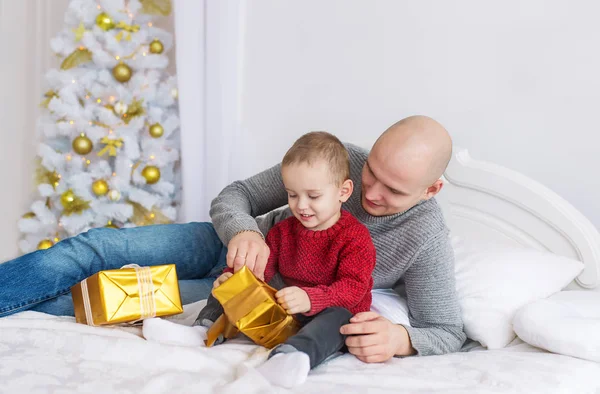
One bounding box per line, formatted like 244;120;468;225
301;228;376;316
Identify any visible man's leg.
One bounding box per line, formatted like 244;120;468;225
0;222;226;317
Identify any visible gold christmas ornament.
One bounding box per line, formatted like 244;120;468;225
96;12;115;31
36;162;61;189
115;21;140;41
140;0;173;16
112;63;132;83
72;22;86;41
60;189;91;216
22;212;36;219
73;134;93;155
149;39;164;54
171;88;178;99
61;48;93;70
141;165;161;184
92;179;109;196
108;189;121;201
149;123;164;138
40;90;59;108
97;137;124;157
60;189;76;207
105;221;119;229
130;201;172;226
122;98;145;124
37;239;54;250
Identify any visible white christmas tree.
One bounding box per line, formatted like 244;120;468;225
18;0;181;253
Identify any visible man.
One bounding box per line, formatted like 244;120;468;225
0;115;465;362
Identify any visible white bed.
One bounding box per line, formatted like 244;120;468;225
1;148;599;394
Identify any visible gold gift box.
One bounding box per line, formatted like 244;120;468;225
207;266;300;348
71;264;183;326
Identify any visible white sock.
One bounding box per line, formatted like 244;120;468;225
256;352;311;388
142;317;207;347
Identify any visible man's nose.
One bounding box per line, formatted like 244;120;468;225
364;182;383;201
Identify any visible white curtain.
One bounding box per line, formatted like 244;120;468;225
174;0;248;223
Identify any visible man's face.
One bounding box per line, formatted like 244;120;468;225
360;149;431;217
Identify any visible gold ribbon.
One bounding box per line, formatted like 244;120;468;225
97;137;124;157
80;264;157;326
124;264;157;321
115;21;140;41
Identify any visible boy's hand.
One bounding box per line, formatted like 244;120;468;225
213;272;233;289
275;286;311;314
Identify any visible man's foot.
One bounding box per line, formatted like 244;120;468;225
256;351;310;388
142;317;208;347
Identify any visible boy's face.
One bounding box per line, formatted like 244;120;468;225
281;160;352;231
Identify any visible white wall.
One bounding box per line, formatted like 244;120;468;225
0;1;175;262
234;0;600;230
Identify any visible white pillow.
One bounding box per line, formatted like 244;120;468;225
513;291;600;362
370;289;411;326
452;236;584;349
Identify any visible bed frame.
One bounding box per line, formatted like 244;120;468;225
437;147;600;289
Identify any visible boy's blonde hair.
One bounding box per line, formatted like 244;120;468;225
282;131;350;185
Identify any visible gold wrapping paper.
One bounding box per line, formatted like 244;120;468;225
71;264;183;326
207;266;300;348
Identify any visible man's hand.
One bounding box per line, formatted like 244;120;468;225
275;286;311;314
340;311;416;363
227;231;270;280
213;272;233;289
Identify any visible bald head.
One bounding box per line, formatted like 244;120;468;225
373;116;452;186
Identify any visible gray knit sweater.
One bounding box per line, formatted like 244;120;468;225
210;143;466;356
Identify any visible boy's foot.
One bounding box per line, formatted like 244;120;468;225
256;351;310;388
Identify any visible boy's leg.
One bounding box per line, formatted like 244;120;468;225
273;307;352;368
257;307;352;388
0;222;226;317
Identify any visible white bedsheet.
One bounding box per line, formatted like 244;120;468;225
1;301;599;394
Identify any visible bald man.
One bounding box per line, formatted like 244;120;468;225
214;115;464;361
0;116;465;362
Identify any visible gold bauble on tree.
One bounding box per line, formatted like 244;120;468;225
73;134;93;155
60;189;91;215
149;123;164;138
112;62;132;83
149;39;164;54
141;165;161;184
37;239;54;250
60;190;76;208
105;221;119;229
96;12;115;31
92;179;109;196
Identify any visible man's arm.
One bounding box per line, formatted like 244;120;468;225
209;163;288;246
341;230;466;361
210;164;288;277
400;230;466;356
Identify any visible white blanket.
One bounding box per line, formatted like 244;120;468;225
1;302;599;394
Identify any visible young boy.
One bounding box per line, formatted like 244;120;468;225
143;132;377;388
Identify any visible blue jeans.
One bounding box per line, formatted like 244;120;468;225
0;223;227;317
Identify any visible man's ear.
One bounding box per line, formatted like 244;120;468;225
422;179;444;200
340;179;354;203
